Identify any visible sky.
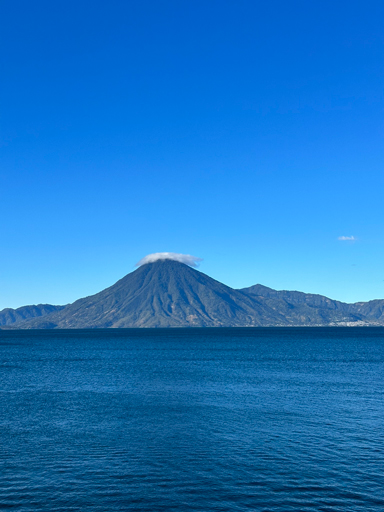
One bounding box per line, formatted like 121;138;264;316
1;0;383;309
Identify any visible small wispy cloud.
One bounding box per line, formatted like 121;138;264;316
136;252;203;267
338;236;355;241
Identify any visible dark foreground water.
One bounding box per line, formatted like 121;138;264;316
1;328;384;511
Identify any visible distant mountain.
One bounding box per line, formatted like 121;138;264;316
347;300;384;323
240;284;384;324
0;304;66;327
240;284;350;311
3;260;383;329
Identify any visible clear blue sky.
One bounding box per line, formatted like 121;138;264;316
1;0;383;309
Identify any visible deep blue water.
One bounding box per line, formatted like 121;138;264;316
1;327;384;511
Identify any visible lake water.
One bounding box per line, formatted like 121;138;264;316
1;327;384;511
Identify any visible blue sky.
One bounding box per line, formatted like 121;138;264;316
1;0;383;309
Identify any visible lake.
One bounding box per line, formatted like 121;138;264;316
1;327;383;511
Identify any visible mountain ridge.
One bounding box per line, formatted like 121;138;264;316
240;284;384;324
0;304;66;327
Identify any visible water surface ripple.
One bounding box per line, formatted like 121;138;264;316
1;327;383;511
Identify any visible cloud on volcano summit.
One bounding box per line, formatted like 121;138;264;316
136;252;203;268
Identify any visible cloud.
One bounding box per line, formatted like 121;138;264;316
338;236;355;241
136;252;203;267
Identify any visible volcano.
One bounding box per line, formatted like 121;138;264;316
18;260;284;328
5;259;377;329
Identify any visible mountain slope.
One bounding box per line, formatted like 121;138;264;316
0;304;66;326
346;300;384;323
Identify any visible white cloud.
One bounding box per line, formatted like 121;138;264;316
136;252;203;267
338;236;355;241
